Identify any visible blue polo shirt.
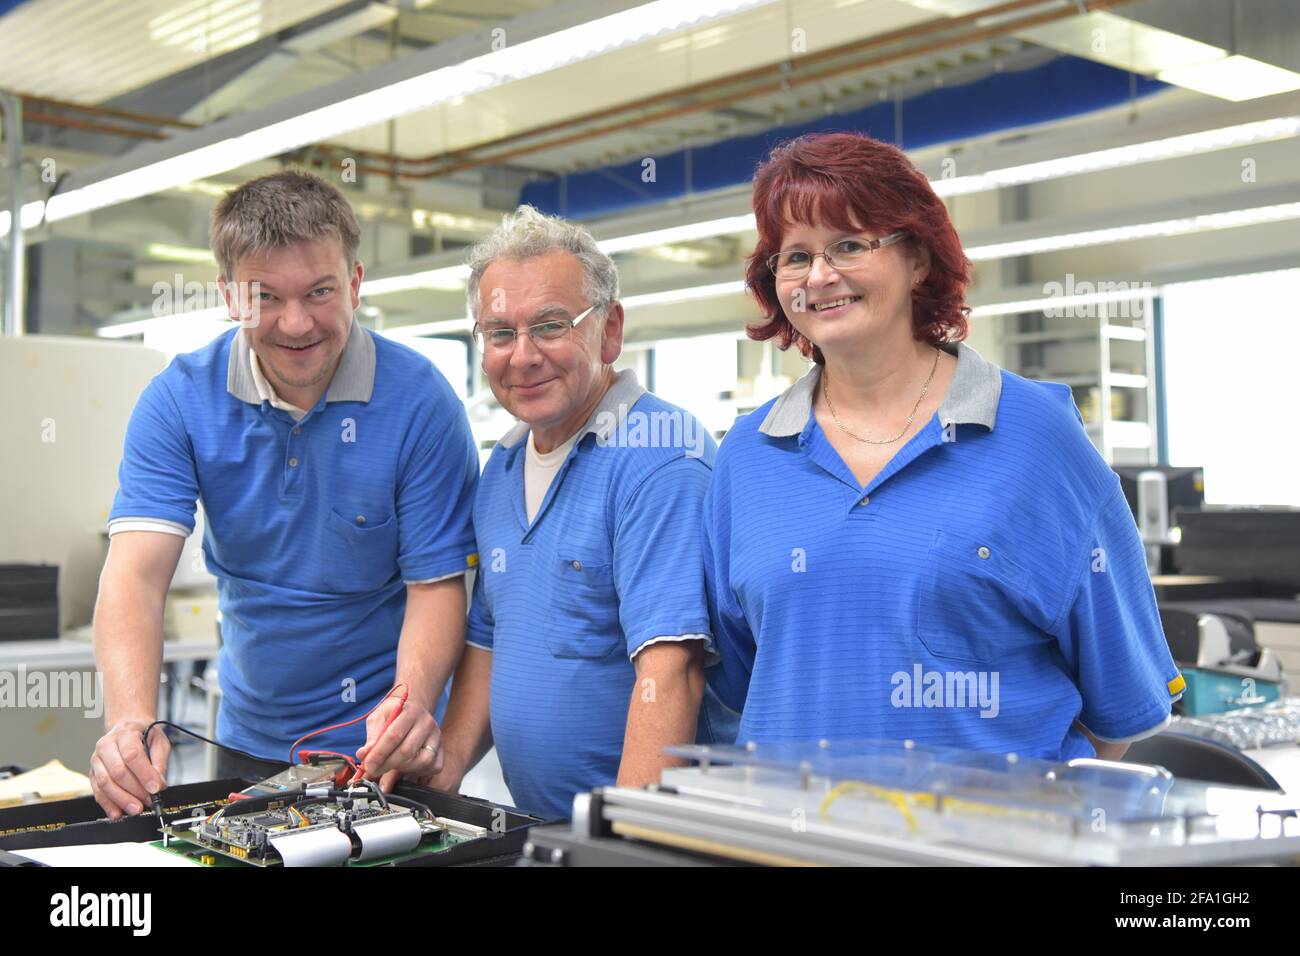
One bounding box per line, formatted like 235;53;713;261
109;321;479;759
705;343;1183;760
467;370;722;819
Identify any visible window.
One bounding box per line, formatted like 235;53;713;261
1162;269;1300;506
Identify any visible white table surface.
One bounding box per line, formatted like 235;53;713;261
0;633;218;670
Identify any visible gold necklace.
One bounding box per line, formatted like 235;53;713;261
822;348;940;445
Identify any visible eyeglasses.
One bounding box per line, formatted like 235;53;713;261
766;232;907;279
473;304;598;354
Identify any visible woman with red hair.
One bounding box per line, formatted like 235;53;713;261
703;132;1183;762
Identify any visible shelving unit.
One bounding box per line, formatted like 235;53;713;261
998;292;1158;466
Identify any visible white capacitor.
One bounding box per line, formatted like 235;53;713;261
353;813;423;861
269;826;354;867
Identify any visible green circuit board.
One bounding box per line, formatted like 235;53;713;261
153;789;488;867
149;830;473;867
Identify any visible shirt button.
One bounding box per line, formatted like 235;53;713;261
288;457;299;468
571;560;582;571
292;426;301;435
355;515;366;525
858;496;870;507
977;546;991;559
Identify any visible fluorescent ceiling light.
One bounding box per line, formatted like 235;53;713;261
409;208;499;233
933;116;1300;197
45;0;776;224
146;243;216;263
1012;7;1300;103
362;265;470;296
597;214;756;254
97;307;230;338
1015;11;1226;76
0;200;46;238
1158;55;1300;103
383;317;474;338
965;202;1300;261
621;281;746;309
363;215;760;297
969;286;1154;319
384;282;749;338
638;245;721;265
971;266;1300;318
363;111;1300;295
47;138;256;222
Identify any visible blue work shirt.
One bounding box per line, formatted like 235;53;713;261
109;321;479;759
704;342;1183;759
468;370;725;820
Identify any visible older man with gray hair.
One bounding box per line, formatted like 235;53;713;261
423;205;731;820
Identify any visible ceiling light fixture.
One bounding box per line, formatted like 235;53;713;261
45;0;777;224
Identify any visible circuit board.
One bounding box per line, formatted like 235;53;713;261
157;785;488;867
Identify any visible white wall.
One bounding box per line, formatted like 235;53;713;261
0;336;167;630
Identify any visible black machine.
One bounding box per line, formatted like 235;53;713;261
0;564;59;642
1112;466;1300;590
1112;466;1204;575
1175;509;1300;587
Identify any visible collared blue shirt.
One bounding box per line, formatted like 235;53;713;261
468;370;723;819
705;343;1183;759
109;322;479;759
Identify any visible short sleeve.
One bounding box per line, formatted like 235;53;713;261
702;450;756;714
108;376;200;532
613;457;715;661
465;567;494;652
395;369;480;582
1055;482;1184;743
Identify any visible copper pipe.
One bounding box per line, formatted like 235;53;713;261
31;3;1057;168
417;0;1057;168
285;0;1058;174
21;93;198;130
25;110;167;141
412;0;1139;179
16;0;1140;183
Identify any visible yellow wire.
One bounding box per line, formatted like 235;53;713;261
819;780;1079;836
820;781;920;833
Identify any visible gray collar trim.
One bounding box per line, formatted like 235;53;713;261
227;318;375;407
498;368;647;449
757;340;1002;438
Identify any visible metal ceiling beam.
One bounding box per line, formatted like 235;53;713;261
46;0;648;211
178;2;400;124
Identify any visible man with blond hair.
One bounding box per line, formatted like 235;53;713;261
91;170;478;818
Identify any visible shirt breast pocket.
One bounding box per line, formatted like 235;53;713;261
914;530;1036;666
546;554;623;660
323;508;399;592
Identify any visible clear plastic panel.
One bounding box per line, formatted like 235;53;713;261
662;738;1300;855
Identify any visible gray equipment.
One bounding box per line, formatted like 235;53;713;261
535;740;1300;866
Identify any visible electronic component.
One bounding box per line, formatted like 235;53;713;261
159;782;451;867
